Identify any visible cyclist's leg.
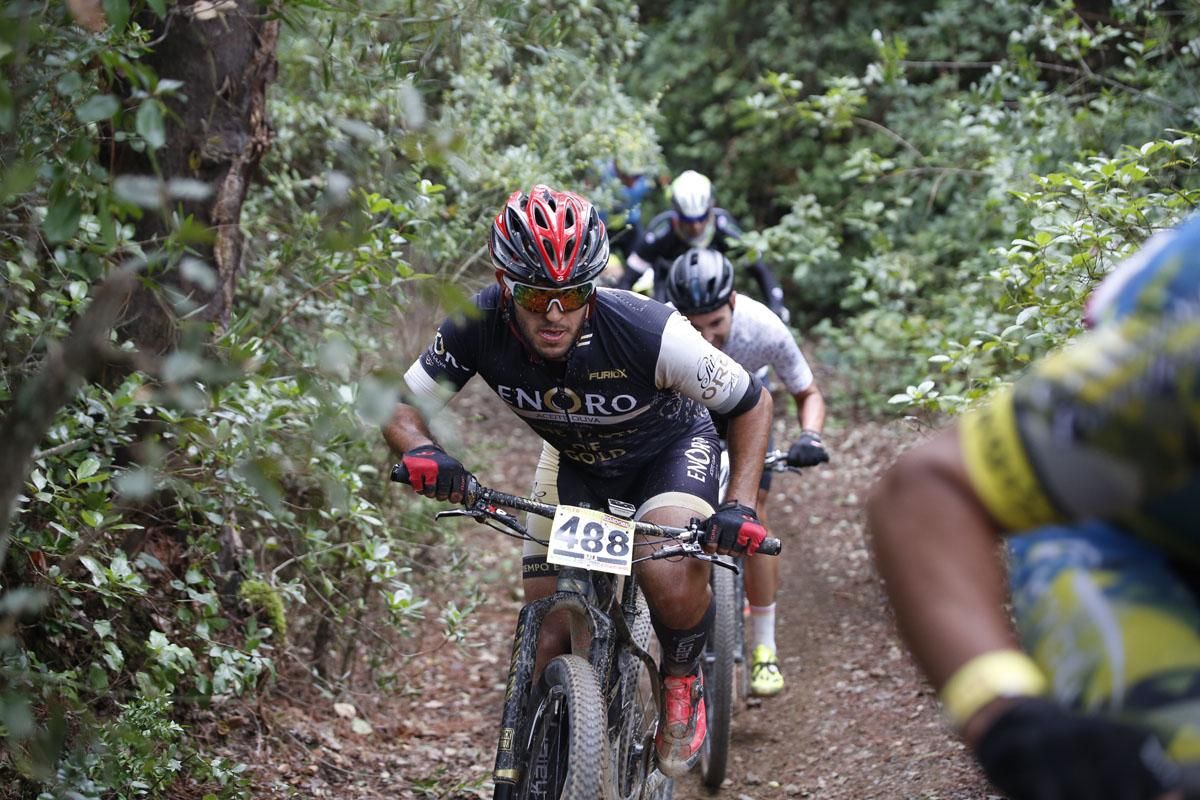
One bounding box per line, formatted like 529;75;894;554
740;433;784;694
632;423;722;676
744;443;778;609
1010;520;1200;762
630;424;721;776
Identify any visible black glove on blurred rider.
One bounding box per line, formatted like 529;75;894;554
787;430;829;467
975;697;1180;800
701;501;767;555
399;443;471;501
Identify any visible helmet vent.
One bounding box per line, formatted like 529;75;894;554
534;207;549;228
565;207;575;227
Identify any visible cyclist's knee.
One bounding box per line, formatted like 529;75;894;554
640;559;711;629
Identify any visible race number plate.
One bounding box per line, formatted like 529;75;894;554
547;505;635;576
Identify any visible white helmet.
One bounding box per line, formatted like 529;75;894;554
670;170;713;222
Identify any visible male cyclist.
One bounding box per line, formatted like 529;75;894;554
665;248;829;697
384;185;775;777
867;214;1200;800
616;170;789;321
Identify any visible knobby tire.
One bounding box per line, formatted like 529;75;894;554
612;589;674;800
700;562;739;789
517;654;611;800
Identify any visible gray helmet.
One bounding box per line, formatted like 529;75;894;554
665;248;734;314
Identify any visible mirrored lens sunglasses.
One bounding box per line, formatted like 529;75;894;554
504;277;596;313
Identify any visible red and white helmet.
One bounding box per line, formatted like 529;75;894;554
489;185;610;286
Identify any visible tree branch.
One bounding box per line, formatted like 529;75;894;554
853;116;924;159
899;59;1184;113
0;266;139;568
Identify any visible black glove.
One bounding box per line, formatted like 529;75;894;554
700;502;767;555
976;697;1180;800
787;431;829;467
399;444;471;501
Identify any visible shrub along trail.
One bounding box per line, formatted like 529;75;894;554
212;379;992;799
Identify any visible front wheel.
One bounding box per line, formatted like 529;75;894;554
700;561;739;789
516;654;611;800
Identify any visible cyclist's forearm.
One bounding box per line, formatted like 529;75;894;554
382;403;437;455
866;428;1018;693
723;386;772;507
793;385;826;433
748;260;785;315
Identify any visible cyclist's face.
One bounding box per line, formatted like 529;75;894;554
675;216;711;243
684;301;734;349
511;297;588;361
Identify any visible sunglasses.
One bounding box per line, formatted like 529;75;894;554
503;277;596;313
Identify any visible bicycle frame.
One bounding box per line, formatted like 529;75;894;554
391;467;779;798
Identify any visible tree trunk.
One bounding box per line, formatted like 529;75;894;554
114;0;279;351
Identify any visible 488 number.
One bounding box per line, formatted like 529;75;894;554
559;516;630;557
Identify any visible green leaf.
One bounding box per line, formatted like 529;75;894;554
0;161;37;203
43;196;82;243
136;100;166;149
146;0;167;17
77;457;101;480
102;0;131;31
76;94;120;123
55;72;84;96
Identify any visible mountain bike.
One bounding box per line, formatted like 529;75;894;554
700;448;807;790
390;464;781;800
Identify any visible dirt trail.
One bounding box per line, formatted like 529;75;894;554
215;379;995;799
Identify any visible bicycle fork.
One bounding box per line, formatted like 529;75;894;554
491;591;614;794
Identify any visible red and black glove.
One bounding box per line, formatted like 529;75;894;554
701;501;767;555
399;444;471;501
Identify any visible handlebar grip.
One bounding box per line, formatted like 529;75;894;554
390;462;410;484
757;537;782;556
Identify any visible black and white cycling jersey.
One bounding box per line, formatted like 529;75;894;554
721;294;814;394
404;285;762;478
620;209;785;316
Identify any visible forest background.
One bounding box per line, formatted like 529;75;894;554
1;0;1198;796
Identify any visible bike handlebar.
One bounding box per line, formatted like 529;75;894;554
390;463;782;557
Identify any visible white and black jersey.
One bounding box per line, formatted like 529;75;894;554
723;294;814;394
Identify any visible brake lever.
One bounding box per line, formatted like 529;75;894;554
435;508;485;522
642;542;742;573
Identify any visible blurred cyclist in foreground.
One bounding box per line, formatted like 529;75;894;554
867;214;1200;800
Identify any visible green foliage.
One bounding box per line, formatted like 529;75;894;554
7;0;1200;795
237;579;287;641
635;0;1200;414
2;0;659;795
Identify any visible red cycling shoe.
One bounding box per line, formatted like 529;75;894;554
655;671;707;777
